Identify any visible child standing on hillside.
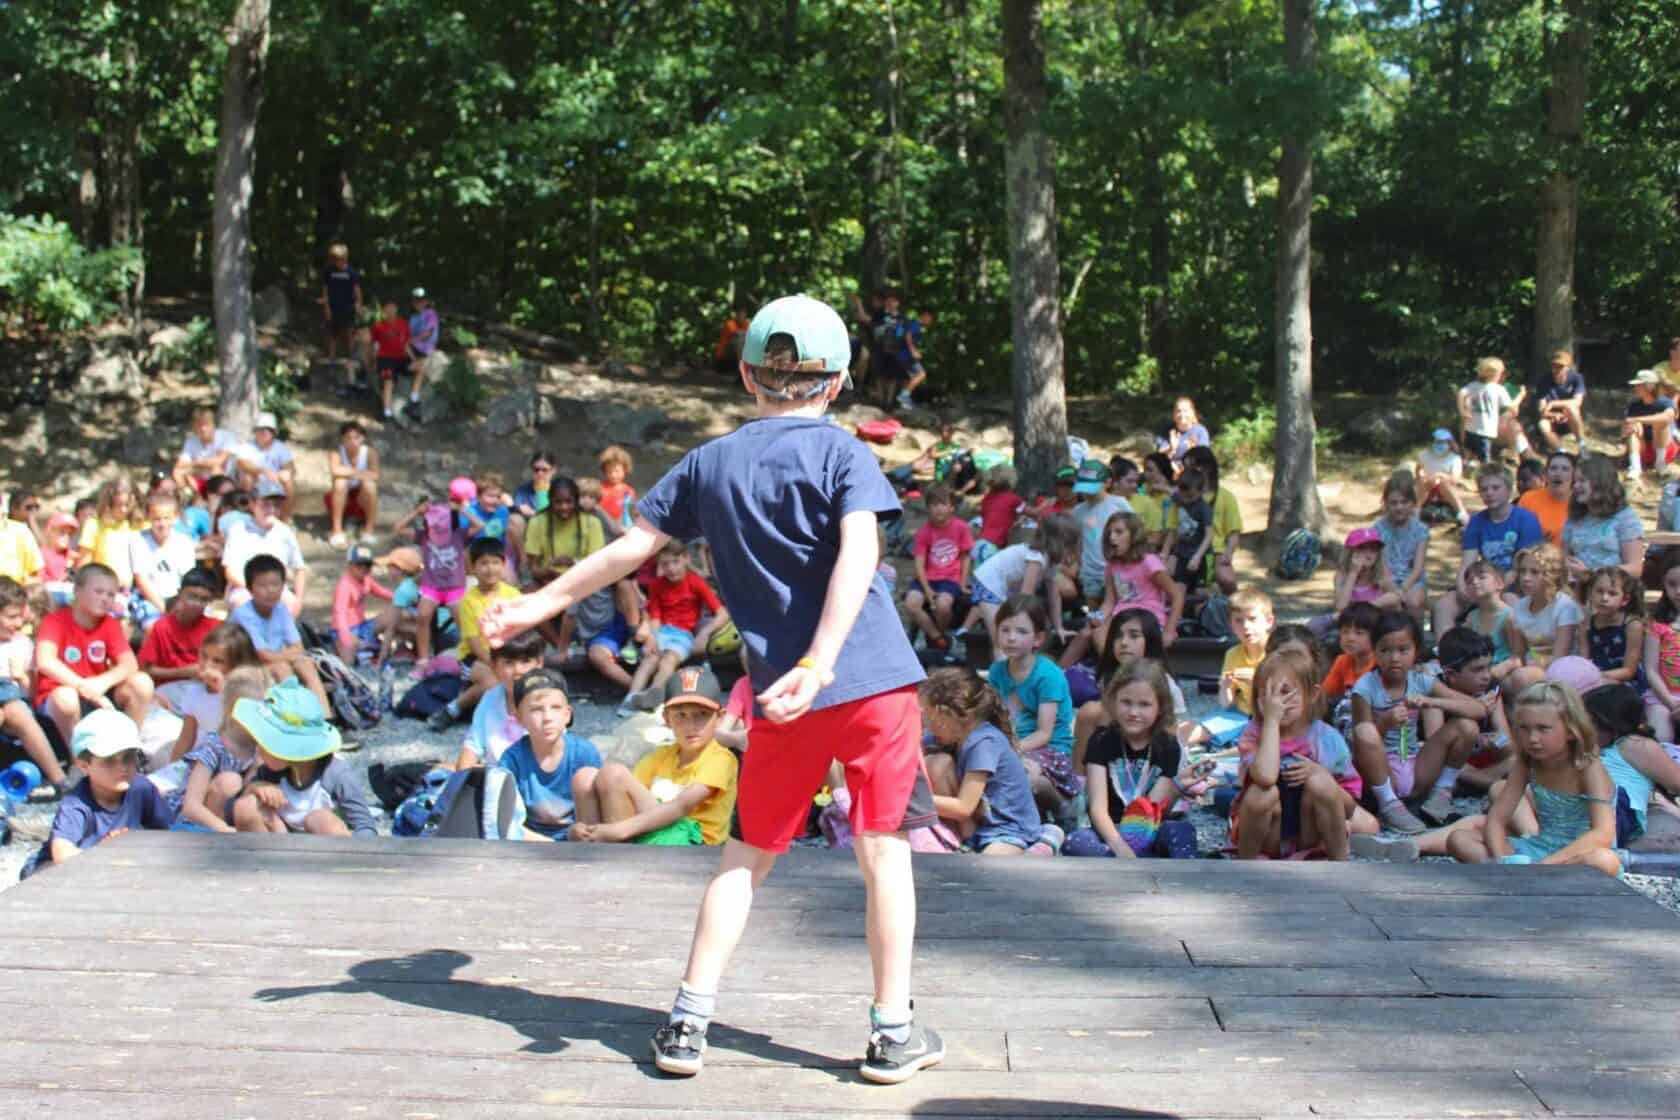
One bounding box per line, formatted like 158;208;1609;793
481;295;942;1084
405;288;440;409
370;299;412;422
321;243;364;385
1458;356;1528;465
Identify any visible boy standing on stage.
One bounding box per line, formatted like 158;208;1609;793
482;295;942;1085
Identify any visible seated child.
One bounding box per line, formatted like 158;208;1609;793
987;595;1079;820
0;576;72;796
128;491;198;629
1064;659;1201;859
229;555;331;715
1427;628;1512;795
230;679;375;836
34;563;154;748
574;666;739;846
1071;607;1190;768
714;645;752;756
904;485;974;651
1200;587;1274;746
623;539;729;716
1462;558;1525;679
166;621;261;759
1323;602;1380;706
1162;466;1214;595
1509;544;1580;668
1234;650;1371;861
1579;566;1645;695
137;568;222;687
1331;528;1401;622
965;512;1079;648
1060;510;1182;668
176;665;268;831
454;628;548;770
39;511;78;587
921;668;1052;855
429;537;523;731
331;543;393;665
1350;611;1482;834
1445;679;1620;876
20;709;173;878
1414;429;1468;523
975;465;1025;561
496;669;603;841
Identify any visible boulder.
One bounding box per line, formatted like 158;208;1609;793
1342;405;1420;455
6;412;49;459
417;393;454;427
147;325;191;352
485;386;556;437
79;351;144;400
584;401;668;448
601;358;632;380
252;286;289;329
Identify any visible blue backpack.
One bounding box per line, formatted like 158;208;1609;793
1276;528;1322;581
392;766;524;840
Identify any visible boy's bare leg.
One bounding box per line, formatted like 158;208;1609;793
3;701;66;784
681;839;779;992
854;829;915;1009
595;762;660;823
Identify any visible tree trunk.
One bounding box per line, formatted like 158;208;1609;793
1003;0;1068;497
1533;0;1590;384
1266;0;1328;555
860;1;902;295
212;0;271;438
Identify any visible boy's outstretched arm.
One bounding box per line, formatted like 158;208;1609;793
759;509;880;724
481;518;669;644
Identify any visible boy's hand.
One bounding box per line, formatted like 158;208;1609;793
759;661;832;724
249;783;285;810
100;827;131;845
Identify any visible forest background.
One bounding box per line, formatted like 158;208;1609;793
1;0;1676;436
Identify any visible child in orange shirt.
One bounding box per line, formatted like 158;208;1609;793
1324;602;1380;704
598;446;636;539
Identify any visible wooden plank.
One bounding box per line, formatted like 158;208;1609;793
1212;995;1680;1034
1419;963;1680;997
0;1040;1549;1117
1371;913;1680;940
1005;1028;1680;1074
1149;862;1633;897
1522;1069;1680;1117
1343;892;1678;921
1185;937;1680;971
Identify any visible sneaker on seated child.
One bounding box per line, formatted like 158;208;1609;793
574;666;739;846
20;710;173;879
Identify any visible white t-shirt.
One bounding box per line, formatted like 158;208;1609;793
1417;446;1462;479
1461;382;1513;439
1511;591;1583;658
0;633;32;683
1075;495;1134;595
224;520;306;585
129;528;198;603
180;429;239;472
973;544;1047;600
171;680;225;753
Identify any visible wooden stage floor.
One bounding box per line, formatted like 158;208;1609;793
3;833;1679;1118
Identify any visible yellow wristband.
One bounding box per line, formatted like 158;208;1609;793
797;658;834;686
797;657;819;671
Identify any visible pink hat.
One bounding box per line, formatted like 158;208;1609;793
1345;527;1382;550
448;477;478;503
1545;655;1603;696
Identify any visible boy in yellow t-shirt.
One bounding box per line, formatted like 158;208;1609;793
572;666;739;846
427;537;522;732
1219;587;1274;716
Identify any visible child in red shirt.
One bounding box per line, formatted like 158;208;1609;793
368;299;413;421
137;568;222;685
623;540;728;715
977;465;1025;551
35;564;154;746
598;445;637;537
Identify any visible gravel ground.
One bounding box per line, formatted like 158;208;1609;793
4;665;1678;919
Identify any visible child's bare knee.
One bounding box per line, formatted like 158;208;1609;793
571;765;600;800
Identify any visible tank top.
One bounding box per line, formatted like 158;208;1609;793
338;444;368;489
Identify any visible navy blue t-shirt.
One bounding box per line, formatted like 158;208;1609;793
636;416;924;711
322;265;361;314
1540;370;1585;403
20;776;173;879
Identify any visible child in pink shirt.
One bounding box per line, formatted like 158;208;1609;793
331;544;393;663
905;484;974;650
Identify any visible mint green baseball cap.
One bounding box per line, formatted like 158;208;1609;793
741;295;851;376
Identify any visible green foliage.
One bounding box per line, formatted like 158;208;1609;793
258;353;302;435
161;316;217;372
434;355;487;416
1212;403;1333;468
0;214;141;333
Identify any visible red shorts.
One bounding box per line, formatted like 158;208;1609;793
734;685;934;853
1641;439;1679;468
323;488;369;522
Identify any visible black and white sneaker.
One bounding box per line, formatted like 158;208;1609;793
860;1020;944;1085
651;1020;707;1077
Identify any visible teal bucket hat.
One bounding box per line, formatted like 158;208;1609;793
234;679;342;762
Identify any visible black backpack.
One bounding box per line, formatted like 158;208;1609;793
309;649;383;730
396;672;463;720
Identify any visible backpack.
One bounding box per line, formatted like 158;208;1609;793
396;672;463;720
1276;528;1322;580
309;649;382;730
392;766;524;840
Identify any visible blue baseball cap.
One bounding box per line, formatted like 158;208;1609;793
741;295;851;377
234;679;342;762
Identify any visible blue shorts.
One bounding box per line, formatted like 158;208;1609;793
0;679;24;706
972;581;1006;606
584;616;632;658
334;620;378;647
921;579;966;603
655;624;695;660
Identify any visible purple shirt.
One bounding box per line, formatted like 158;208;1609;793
408;308;439;356
416;515;469;592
